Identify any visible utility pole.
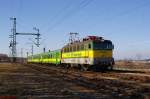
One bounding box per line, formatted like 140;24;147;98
21;48;23;63
16;29;41;47
33;27;40;47
9;17;17;62
9;18;41;62
21;48;23;58
31;45;33;56
26;52;29;58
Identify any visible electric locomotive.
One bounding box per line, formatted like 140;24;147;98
61;36;114;70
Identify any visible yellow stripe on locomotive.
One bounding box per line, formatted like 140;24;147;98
62;50;112;58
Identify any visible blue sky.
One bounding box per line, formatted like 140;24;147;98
0;0;150;59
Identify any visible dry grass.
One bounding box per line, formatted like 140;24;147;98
0;62;149;99
115;60;150;69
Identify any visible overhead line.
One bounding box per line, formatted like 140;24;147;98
43;0;94;33
101;0;150;24
40;0;73;30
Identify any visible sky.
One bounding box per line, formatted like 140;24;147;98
0;0;150;59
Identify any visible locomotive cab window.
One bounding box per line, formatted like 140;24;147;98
94;41;113;50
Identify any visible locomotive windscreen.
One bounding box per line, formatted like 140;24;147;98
93;41;113;50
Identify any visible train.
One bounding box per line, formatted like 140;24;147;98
27;36;114;70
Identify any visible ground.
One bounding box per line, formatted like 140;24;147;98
0;62;149;99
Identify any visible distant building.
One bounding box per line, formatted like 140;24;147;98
0;54;9;62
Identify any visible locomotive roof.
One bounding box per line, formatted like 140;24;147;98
62;39;112;48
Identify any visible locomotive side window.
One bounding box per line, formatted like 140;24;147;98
79;44;82;50
66;47;69;52
73;45;76;51
81;44;84;50
69;46;71;52
85;44;89;50
88;43;91;49
77;44;79;51
84;44;86;50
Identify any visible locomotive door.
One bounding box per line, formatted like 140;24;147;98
85;43;89;64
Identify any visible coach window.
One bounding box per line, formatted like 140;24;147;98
70;46;72;52
52;54;54;58
67;47;68;52
64;48;66;53
66;47;68;52
72;46;74;51
68;47;69;52
72;46;73;51
43;54;46;58
68;46;70;52
71;46;73;52
67;47;69;52
64;47;66;53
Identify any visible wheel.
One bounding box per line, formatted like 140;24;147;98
80;65;88;71
66;64;70;69
109;65;113;70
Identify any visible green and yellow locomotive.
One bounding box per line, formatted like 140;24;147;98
61;36;114;70
27;36;114;70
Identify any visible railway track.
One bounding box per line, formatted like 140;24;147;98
24;63;150;83
23;63;150;99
